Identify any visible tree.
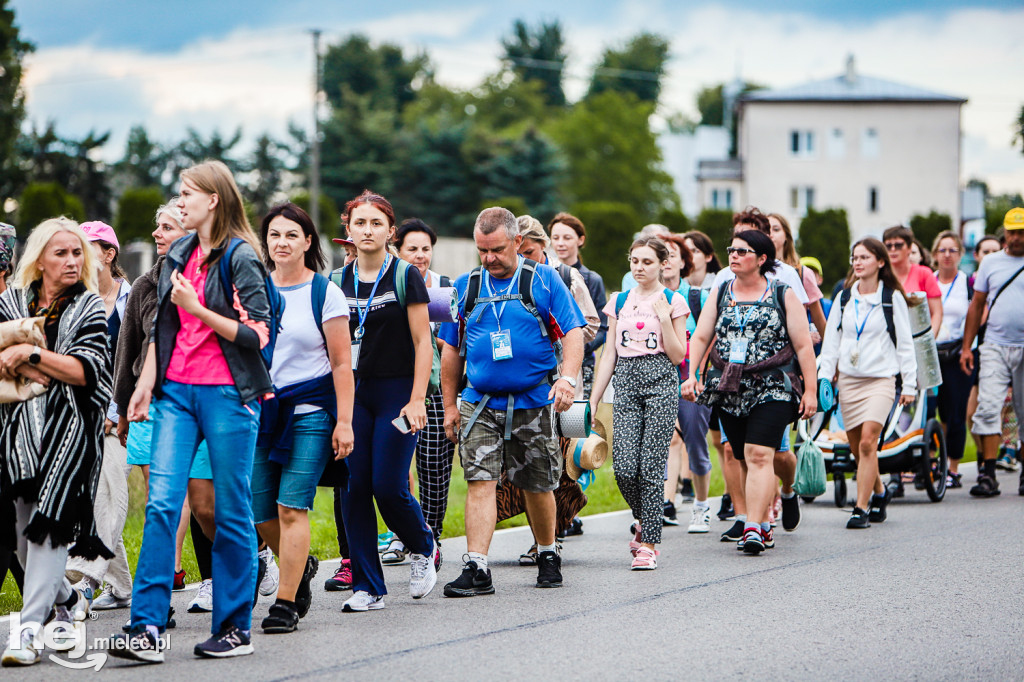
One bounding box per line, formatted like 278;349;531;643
1014;104;1024;156
0;0;32;204
586;32;670;104
501;20;567;107
18;182;85;228
909;210;952;251
16;124;112;220
547;90;677;221
477;128;564;221
985;193;1024;234
291;192;340;237
167;127;243;180
694;208;734;264
656;208;691;234
796;207;851;290
696;81;763;155
114;125;166;189
321;35;431;114
568;201;640;287
245;133;288;218
115;186;165;244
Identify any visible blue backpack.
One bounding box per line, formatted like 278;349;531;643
614;287;677;316
218;237;286;369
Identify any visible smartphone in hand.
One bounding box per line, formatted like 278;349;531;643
391;415;412;434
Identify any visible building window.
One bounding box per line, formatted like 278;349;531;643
827;128;845;159
790;186;815;215
868;186;878;213
790;130;815;157
861;128;879;159
711;188;733;210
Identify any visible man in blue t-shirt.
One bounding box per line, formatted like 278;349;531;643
439;207;585;596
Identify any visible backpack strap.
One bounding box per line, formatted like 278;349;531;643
881;285;897;349
394;257;409;308
615;291;629;316
770;280;788;320
687;286;703;324
555;263;573;291
311;272;329;345
217;237;244;305
835;287;853;334
459;267;484;359
439;274;452;288
517;260;550;342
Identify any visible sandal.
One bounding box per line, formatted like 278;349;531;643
947;472;962;488
629;523;643;557
519;544;538;566
630;547;659;570
380;539;408;565
261;602;299;634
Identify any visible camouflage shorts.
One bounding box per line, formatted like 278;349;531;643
459;401;561;493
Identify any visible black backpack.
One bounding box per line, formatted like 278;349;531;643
835;285;896;348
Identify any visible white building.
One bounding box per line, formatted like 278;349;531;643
696;58;966;241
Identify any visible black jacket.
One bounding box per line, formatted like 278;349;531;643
152;234;272;404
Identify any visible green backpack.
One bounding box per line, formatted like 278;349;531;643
331;258;441;396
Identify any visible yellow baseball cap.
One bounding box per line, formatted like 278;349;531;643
800;256;823;276
1005;207;1024;230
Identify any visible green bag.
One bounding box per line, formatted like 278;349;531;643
793;439;827;497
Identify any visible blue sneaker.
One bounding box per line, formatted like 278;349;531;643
194;625;253;658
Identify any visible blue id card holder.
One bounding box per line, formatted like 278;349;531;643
728;338;748;365
491;330;513;361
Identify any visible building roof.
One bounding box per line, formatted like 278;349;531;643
742;57;966;104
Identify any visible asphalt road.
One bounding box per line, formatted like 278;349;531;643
8;461;1024;680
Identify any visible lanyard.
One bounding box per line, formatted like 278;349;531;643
353;254;391;340
482;257;524;331
729;280;770;334
853;298;877;341
940;272;959;303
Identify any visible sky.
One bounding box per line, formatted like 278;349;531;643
10;0;1024;194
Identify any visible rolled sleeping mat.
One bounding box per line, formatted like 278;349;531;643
557;400;592;439
427;287;458;323
906;292;942;390
817;378;835;413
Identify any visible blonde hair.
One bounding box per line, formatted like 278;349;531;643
15;217;99;293
155;198;186;230
516;215;549;248
180;160;262;266
768;213;800;268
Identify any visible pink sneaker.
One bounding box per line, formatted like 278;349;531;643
324;559;353;591
630;547;658;570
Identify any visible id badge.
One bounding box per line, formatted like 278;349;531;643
490;330;513;361
728;338;748;364
351;339;361;371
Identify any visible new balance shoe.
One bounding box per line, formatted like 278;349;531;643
781;494;801;532
443;559;494;597
92;590;131;610
687;506;711;533
342;591;385;612
846;507;871;529
717;493;735;521
662;500;679;526
1;630;40;667
188;579;213;613
721;519;744;542
108;629;165;664
194;625;253;658
741;528;765;555
324;560;353;591
536;551;562;587
969;474;1001;498
409;543;438;599
868;486;893;523
258;546;279;596
294;555;319;617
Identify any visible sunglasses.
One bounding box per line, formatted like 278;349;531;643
884;241;907;251
726;246;756;256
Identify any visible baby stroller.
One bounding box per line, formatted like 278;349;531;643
796;377;948;507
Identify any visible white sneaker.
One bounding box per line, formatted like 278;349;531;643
188;579;213;613
409;543;438;599
1;630;40;667
258;547;279;596
687;506;712;533
50;588;89;652
92;590;131;610
342;591;385;612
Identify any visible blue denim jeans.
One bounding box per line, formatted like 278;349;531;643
130;381;260;634
251;409;334;523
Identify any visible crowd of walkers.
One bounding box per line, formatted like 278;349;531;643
0;157;1021;666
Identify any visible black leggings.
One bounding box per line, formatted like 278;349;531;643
332;487;350;560
937;354;975;460
190;513;213;581
718;401;796;460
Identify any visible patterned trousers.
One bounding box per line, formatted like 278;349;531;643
416;393;456;540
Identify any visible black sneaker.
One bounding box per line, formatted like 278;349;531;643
781;494;800;532
887;476;905;499
121;606;175;633
1019;468;1024;496
680;478;695;502
720;519;744;542
717;493;734;521
443;560;495;597
662;500;679;526
868;486;893;523
564;517;584;537
846;507;870;529
108;629;165;664
536;551;562;588
294;555;319;618
261;602;299;634
194;625;254;658
969;474;1001;498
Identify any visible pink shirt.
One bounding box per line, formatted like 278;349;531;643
166;248;234;385
800;265;823;305
901;263;941;299
603;288;689;358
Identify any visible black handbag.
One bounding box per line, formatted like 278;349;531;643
935;339;962;363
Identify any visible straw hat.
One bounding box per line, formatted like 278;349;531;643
564;432;608;481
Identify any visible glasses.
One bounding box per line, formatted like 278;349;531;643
850;255;874;263
884;241;906;251
726;246;756;256
936;248;960;255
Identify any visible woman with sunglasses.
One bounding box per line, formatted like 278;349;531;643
882;226;942;338
683;231;816;555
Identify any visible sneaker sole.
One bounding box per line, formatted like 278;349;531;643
630;564;657;570
687;525;710;533
969;490;1001;497
342;602;385;612
1;655;40;667
92;600;131;611
742;542;764;555
108;647;164;664
187;604;212;613
662;517;680;526
442;585;495;598
194;644;254;658
536;579;563;588
324;581;353;592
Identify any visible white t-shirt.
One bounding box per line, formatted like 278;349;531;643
973;251;1024;347
712;260;810;305
935;270;970;343
272;277;349;414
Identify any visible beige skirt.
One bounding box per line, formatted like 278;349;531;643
837;373;896;429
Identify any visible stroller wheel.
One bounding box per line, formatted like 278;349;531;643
833;472;847;508
921;419;948;502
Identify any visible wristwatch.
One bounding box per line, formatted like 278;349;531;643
28;345;41;365
557;375;577;388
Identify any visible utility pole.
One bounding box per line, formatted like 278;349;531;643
309;29;322;238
